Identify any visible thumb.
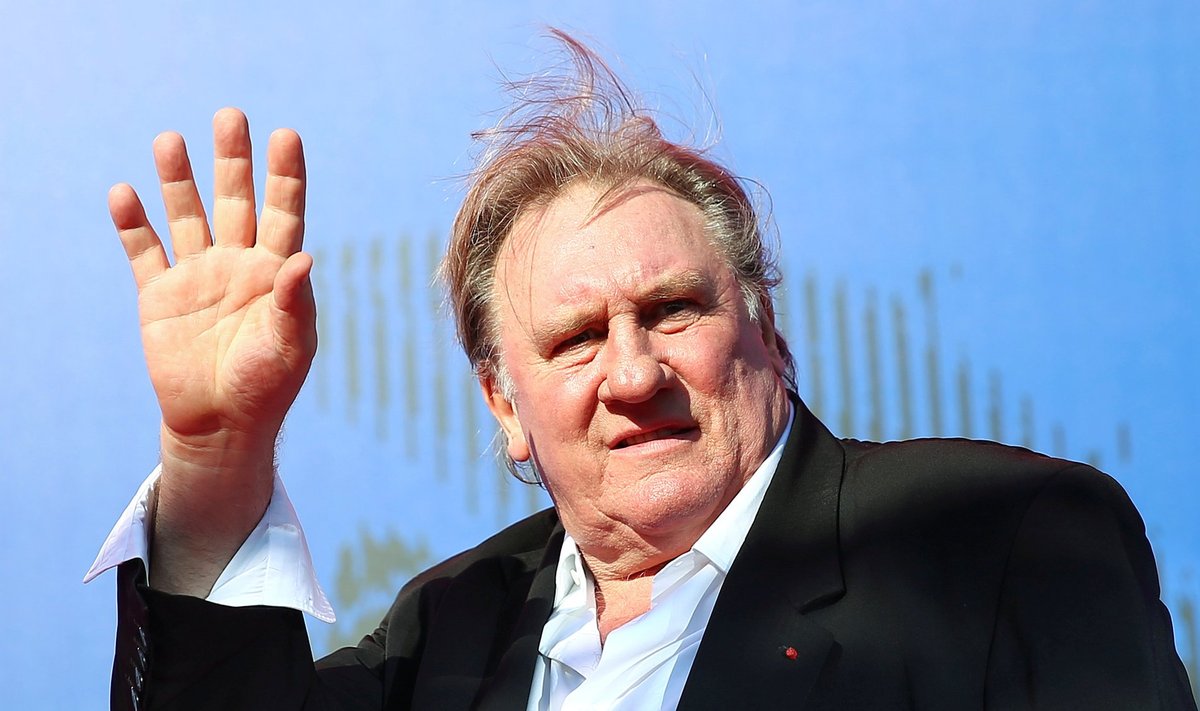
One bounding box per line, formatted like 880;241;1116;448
270;251;317;359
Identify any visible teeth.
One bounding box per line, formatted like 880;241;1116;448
620;428;683;448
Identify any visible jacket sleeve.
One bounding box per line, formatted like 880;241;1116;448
111;559;407;711
984;464;1196;710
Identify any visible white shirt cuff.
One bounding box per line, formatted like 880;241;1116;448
83;464;336;624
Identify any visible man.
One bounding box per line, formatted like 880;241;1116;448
91;36;1194;709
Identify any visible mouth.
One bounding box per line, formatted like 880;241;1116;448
613;426;696;449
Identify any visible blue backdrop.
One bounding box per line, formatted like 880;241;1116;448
1;2;1196;705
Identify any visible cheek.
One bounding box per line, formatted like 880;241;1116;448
536;363;606;419
515;373;598;446
660;329;740;389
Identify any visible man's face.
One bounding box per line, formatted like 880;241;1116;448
485;181;791;556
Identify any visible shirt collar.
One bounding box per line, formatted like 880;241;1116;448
552;532;589;608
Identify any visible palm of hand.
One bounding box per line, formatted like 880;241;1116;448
139;247;304;438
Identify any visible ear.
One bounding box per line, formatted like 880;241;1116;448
757;297;788;377
481;376;530;462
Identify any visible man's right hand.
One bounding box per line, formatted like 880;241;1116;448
109;108;316;596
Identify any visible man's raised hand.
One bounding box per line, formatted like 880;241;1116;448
109;109;317;595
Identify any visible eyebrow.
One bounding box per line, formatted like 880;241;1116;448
642;270;710;303
531;269;715;346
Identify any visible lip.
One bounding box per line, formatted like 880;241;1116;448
608;424;699;450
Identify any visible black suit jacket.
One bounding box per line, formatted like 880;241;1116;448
113;400;1196;709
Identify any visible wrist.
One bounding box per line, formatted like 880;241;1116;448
156;423;276;544
159;423;278;475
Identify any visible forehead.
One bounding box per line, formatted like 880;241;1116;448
494;181;725;300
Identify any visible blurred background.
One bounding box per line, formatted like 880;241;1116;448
1;1;1196;705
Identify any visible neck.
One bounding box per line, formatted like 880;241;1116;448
589;558;668;643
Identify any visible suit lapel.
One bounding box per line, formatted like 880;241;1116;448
678;397;847;709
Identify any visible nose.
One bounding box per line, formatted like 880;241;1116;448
597;325;670;404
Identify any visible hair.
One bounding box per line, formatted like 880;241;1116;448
440;30;795;467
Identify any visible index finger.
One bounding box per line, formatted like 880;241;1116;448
257;128;306;258
109;183;170;290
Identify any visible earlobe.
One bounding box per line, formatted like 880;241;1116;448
506;434;531;463
480;378;531;462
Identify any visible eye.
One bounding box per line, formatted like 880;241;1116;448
659;300;691;316
554;328;601;355
648;299;699;325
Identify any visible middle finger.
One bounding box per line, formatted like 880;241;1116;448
212;108;257;248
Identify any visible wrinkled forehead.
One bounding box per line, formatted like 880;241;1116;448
494;180;714;288
507;187;706;293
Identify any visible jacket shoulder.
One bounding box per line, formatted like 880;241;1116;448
831;437;1145;563
843;436;1082;479
838;436;1120;503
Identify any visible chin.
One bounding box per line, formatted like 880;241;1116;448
615;472;729;536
